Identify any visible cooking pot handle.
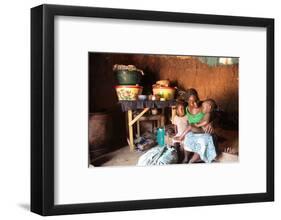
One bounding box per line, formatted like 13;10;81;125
136;69;144;75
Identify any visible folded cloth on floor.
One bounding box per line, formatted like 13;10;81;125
157;146;178;165
184;132;217;163
137;145;178;166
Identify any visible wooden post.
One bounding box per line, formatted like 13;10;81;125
128;110;134;150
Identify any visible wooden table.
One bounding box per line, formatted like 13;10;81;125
119;100;177;150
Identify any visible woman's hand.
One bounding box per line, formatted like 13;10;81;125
202;122;214;134
194;123;200;128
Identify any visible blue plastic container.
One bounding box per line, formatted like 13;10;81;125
157;127;165;147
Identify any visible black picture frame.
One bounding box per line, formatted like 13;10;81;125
31;4;274;216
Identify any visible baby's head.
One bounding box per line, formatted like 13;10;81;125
202;99;217;113
176;101;186;117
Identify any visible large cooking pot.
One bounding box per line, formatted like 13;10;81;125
115;70;142;85
113;64;144;85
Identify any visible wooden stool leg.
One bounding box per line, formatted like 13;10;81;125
137;120;140;137
161;108;165;127
157;118;160;128
128;110;134;150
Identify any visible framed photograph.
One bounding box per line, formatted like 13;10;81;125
31;4;274;216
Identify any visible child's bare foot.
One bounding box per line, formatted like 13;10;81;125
189;153;200;163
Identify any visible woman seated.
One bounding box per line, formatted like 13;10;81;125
173;88;217;163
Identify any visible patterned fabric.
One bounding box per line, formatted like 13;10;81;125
137;146;178;166
184;132;217;163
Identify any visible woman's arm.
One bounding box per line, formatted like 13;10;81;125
194;113;210;127
202;121;214;134
193;113;214;134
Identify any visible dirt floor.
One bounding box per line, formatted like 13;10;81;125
91;143;238;167
215;128;239;154
90;127;239;167
91;146;146;166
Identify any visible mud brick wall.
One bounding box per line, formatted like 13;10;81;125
89;52;238;119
